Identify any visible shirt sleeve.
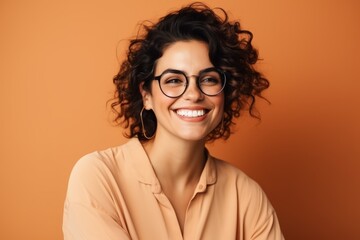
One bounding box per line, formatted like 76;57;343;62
62;154;131;240
242;179;285;240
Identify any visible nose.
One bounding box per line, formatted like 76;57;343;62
182;76;204;101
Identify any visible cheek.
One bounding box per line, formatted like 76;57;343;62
215;94;225;113
148;90;175;113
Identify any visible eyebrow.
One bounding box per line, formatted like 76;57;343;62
156;67;216;76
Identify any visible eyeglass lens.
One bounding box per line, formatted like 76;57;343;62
156;68;225;98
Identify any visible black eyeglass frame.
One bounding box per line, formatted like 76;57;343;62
153;67;227;98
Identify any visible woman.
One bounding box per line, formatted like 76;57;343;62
63;2;284;240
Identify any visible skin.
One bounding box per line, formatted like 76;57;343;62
140;40;224;233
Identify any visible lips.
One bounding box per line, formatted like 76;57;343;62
175;109;208;118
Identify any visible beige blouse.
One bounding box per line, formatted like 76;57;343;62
63;138;284;240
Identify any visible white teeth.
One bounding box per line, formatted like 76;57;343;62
176;109;206;117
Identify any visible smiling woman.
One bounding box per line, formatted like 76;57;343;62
62;2;284;239
140;40;225;142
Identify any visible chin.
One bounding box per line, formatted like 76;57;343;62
175;130;210;142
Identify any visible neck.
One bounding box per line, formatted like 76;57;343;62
142;135;206;186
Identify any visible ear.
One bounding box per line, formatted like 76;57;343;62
139;82;153;110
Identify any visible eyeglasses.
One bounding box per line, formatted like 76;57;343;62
154;67;227;98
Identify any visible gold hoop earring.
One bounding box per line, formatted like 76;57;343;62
140;107;155;140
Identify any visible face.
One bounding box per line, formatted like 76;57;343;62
141;40;224;142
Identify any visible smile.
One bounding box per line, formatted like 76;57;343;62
175;109;207;118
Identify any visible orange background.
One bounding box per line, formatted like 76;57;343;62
1;0;359;239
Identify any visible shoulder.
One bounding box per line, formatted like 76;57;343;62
66;149;115;203
70;146;121;181
211;157;284;238
211;157;272;211
69;138;141;181
212;157;260;191
66;140;140;203
67;137;150;194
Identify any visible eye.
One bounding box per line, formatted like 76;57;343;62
165;78;183;84
200;76;221;86
162;74;186;86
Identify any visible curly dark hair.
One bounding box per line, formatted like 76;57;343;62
111;2;269;142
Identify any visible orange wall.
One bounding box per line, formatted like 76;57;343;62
1;0;359;239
